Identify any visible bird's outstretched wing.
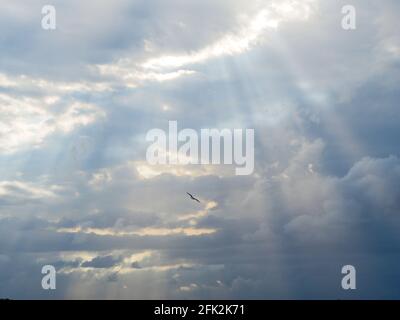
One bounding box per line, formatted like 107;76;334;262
187;192;200;203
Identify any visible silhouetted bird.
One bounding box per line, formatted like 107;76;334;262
186;192;200;203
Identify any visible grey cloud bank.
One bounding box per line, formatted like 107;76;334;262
0;0;400;299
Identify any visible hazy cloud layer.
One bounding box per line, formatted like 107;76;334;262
0;0;400;299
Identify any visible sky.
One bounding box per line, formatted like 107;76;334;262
0;0;400;299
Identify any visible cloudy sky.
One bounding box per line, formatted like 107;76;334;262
0;0;400;299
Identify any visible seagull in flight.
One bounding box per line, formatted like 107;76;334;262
186;192;200;203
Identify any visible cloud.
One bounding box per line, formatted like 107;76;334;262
0;92;105;154
1;0;400;299
96;0;317;86
81;255;121;268
56;226;217;237
141;0;316;70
